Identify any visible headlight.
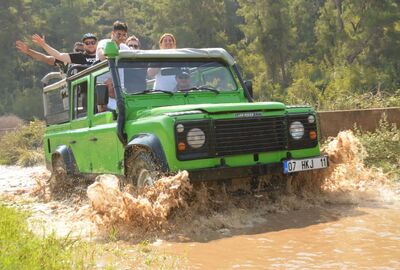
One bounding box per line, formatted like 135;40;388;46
308;115;315;123
187;128;206;149
176;124;184;133
290;121;304;140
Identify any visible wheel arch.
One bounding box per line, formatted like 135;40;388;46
51;145;77;175
124;133;169;175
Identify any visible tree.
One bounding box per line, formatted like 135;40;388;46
315;0;400;92
146;0;228;48
237;0;293;87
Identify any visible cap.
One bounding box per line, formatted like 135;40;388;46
82;33;97;42
176;68;190;79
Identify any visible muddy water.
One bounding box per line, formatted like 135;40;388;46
151;131;400;269
160;202;400;269
1;131;400;269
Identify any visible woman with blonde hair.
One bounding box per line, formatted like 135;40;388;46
148;33;177;91
158;33;176;49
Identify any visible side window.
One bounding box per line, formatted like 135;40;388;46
43;82;69;125
73;81;88;119
96;72;111;85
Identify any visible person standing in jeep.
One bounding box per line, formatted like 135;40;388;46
96;21;130;61
31;33;97;65
16;40;85;73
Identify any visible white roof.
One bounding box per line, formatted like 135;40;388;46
117;48;236;66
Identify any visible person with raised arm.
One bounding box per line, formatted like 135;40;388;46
16;40;86;73
31;33;97;65
96;21;130;61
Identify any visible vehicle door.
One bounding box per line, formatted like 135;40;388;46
69;77;92;173
87;69;122;174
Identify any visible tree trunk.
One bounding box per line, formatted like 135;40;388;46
279;52;288;87
346;33;374;64
334;0;344;32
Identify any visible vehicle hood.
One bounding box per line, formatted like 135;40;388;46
138;102;286;117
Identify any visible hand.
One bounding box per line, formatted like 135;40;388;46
15;40;29;54
32;34;46;47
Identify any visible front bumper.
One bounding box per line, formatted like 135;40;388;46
188;162;283;182
187;155;328;182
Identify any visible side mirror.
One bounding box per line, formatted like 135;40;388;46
95;84;109;106
244;80;253;98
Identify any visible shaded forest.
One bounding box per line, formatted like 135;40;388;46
1;0;399;120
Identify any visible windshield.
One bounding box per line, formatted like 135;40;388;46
117;60;238;94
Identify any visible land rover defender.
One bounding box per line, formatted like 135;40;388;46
42;42;328;191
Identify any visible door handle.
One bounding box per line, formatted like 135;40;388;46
89;137;98;142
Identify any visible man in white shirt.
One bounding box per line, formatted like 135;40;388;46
96;20;129;61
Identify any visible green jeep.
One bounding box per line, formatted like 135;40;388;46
42;42;328;191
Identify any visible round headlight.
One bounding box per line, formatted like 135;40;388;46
176;124;184;133
187;128;206;149
308;115;315;123
290;121;304;140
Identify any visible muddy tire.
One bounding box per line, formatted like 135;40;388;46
125;149;159;188
49;155;70;194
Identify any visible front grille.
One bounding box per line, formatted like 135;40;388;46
214;116;287;156
175;114;319;161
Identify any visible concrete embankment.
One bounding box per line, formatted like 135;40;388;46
317;107;400;138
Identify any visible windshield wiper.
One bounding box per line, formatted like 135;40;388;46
177;86;220;96
134;89;174;96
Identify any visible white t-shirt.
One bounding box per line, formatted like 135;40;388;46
96;39;130;61
154;71;176;91
107;97;116;110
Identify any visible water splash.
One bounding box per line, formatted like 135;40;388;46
87;171;192;237
86;130;396;239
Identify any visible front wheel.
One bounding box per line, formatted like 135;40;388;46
125;149;159;188
49;155;70;194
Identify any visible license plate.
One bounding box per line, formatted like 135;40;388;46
283;156;328;174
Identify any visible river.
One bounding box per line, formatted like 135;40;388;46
159;202;400;269
0;131;399;269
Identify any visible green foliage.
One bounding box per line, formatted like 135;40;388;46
284;61;323;106
0;204;95;270
12;87;44;120
286;78;321;106
356;116;400;180
237;0;292;86
320;90;400;111
1;0;399;119
0;120;45;166
147;0;229;48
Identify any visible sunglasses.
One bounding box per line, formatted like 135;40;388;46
128;44;139;49
84;41;96;45
115;32;127;39
178;74;190;79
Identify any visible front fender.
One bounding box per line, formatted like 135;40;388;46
126;133;169;172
